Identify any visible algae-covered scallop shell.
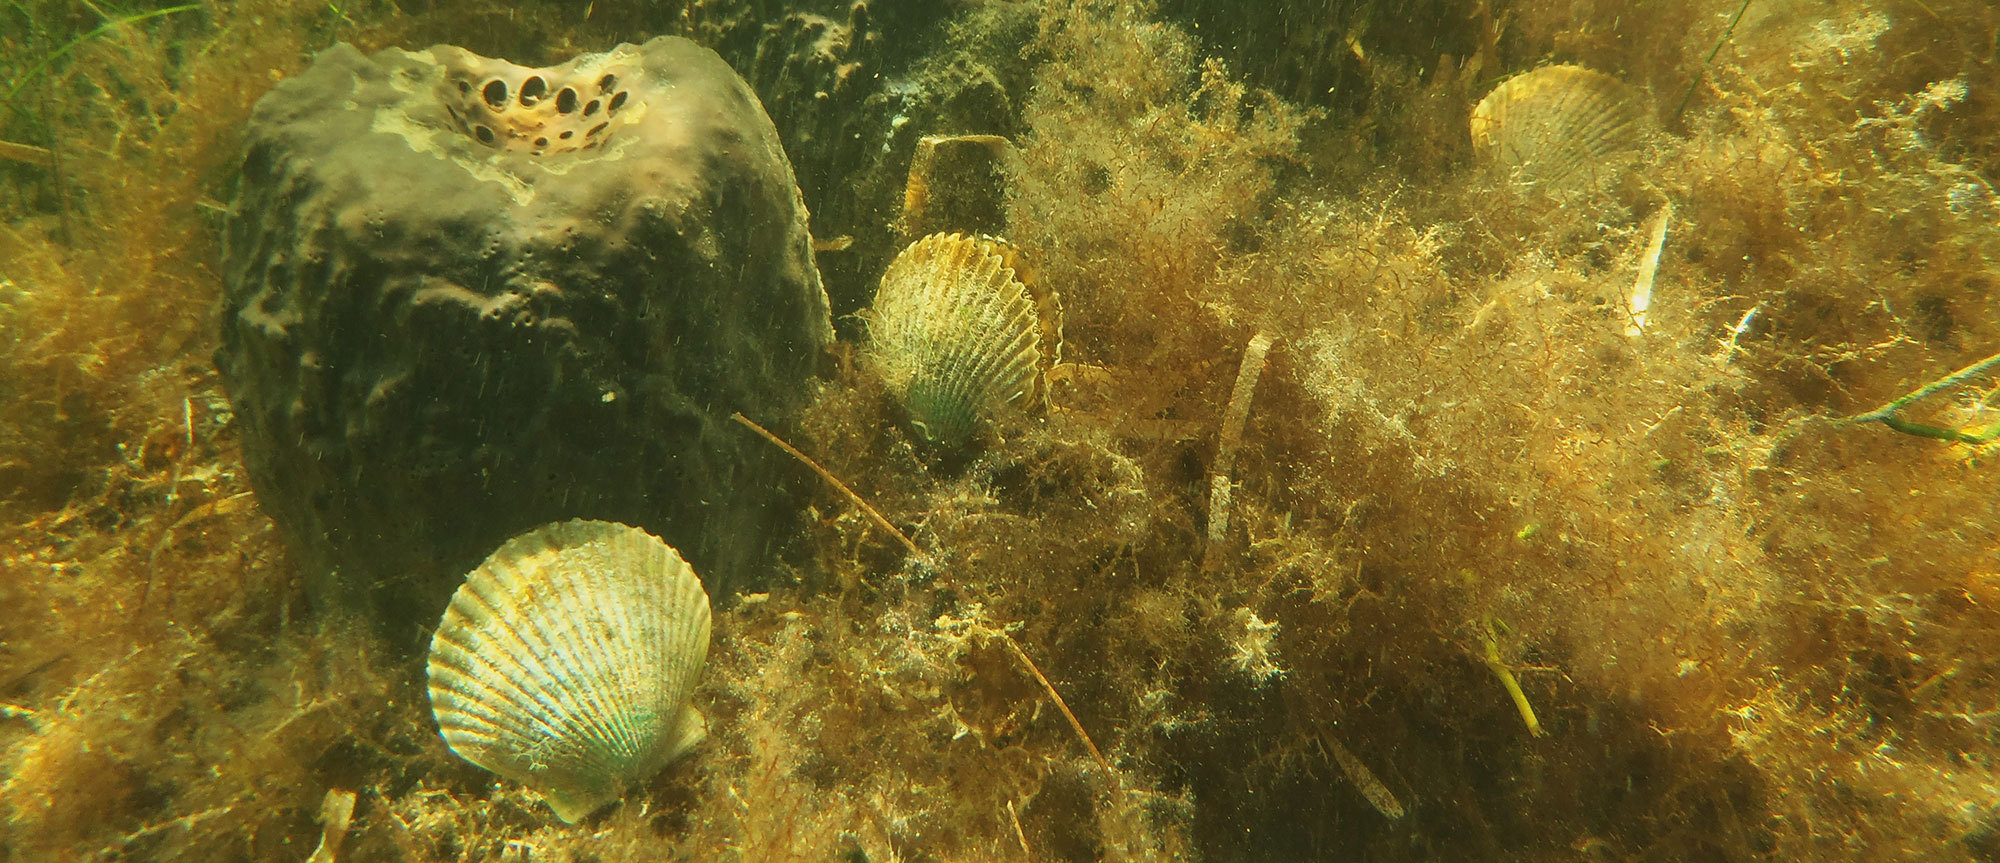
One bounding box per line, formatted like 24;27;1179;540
863;232;1063;447
1470;64;1644;190
426;519;712;823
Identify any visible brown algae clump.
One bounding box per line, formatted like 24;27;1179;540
10;0;2000;860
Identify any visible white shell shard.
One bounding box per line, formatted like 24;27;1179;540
426;519;712;823
863;232;1063;447
1470;64;1645;191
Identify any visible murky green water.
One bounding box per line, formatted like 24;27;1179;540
3;1;1998;860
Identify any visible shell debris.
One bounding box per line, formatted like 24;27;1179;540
304;788;356;863
1627;200;1674;336
426;519;712;823
863;232;1063;447
1470;64;1645;191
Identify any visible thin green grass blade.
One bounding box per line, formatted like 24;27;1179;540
2;3;202;105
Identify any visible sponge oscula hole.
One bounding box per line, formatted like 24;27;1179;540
474;125;496;145
519;76;547;107
607;91;628;115
597;73;617;93
556;88;579;114
482;80;508;109
584;99;601;117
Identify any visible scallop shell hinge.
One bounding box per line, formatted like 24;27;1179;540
863;232;1063;447
426;519;712;823
1470;64;1645;191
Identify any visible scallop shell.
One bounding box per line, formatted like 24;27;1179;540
863;232;1063;446
426;519;712;823
1470;65;1644;190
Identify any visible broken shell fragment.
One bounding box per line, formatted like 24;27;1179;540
1470;64;1645;190
863;232;1063;447
426;519;712;823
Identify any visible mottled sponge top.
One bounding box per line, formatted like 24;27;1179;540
433;46;640;156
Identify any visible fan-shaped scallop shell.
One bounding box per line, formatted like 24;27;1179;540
426;519;712;823
1470;65;1644;190
863;232;1063;446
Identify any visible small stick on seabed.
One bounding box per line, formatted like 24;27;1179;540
1000;633;1116;781
732;412;927;560
1203;330;1275;573
1006;800;1033;860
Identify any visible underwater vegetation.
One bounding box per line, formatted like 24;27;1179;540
3;0;2000;861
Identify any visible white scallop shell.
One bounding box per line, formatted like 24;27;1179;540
1470;64;1644;190
426;519;712;823
863;232;1062;446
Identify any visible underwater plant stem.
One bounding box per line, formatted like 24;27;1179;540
2;4;202;105
1001;633;1115;780
0;139;52;166
1672;0;1754;126
1480;621;1544;738
1874;415;2000;444
1847;351;2000;444
732;413;927;561
1203;330;1275;573
1859;351;2000;418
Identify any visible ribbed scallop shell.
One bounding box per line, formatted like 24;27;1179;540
426;519;711;823
1470;65;1644;190
864;232;1063;447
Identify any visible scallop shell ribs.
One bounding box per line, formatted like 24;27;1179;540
864;232;1062;446
1470;64;1644;190
426;519;712;823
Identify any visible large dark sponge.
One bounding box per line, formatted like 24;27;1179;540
217;37;831;640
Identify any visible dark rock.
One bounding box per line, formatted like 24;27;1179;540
686;0;1038;334
217;36;831;642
